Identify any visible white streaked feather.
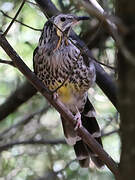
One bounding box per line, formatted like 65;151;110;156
85;110;96;117
65;136;81;145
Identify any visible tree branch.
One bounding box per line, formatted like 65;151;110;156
81;23;108;49
79;0;135;66
0;80;37;121
56;159;76;174
35;0;59;17
0;58;15;66
2;0;26;36
0;10;42;32
0;105;50;138
0;33;119;178
0;139;66;152
101;129;119;138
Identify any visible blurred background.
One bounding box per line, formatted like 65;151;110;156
0;0;119;179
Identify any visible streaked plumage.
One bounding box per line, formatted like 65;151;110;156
33;14;104;168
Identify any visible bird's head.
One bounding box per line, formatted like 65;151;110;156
52;14;90;37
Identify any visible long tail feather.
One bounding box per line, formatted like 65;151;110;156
61;98;104;168
74;140;90;168
80;98;104;168
61;116;78;145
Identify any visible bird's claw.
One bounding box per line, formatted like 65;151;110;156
74;110;82;131
52;92;59;100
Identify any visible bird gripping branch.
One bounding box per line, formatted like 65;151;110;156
33;14;104;168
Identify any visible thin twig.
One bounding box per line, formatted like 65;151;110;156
0;81;37;121
0;106;50;138
93;58;116;70
56;159;76;174
0;139;66;152
3;0;26;36
51;75;69;93
0;10;42;32
102;118;114;131
26;0;38;6
0;59;15;67
101;129;119;137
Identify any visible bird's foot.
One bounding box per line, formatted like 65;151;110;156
52;92;59;100
74;110;82;131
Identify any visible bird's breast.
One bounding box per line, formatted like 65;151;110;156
35;41;95;111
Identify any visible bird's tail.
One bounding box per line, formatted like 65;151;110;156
74;98;104;168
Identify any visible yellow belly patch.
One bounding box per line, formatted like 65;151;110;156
58;85;73;103
49;82;78;104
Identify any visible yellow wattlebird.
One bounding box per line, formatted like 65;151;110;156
33;14;104;168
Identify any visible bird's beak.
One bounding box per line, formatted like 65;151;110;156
76;16;90;21
72;16;90;25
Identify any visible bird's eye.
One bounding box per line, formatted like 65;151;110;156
60;17;66;22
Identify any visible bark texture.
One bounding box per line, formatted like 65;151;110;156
116;0;135;179
0;81;37;121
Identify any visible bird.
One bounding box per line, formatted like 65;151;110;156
33;14;104;168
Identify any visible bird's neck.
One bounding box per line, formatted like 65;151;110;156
39;22;70;51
